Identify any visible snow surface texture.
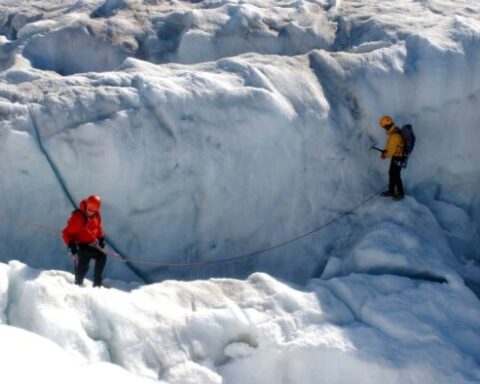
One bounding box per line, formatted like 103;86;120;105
0;323;158;384
1;261;480;384
0;0;479;382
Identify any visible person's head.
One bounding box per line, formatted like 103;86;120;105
379;115;394;130
85;195;101;215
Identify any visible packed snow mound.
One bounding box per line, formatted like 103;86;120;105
0;324;157;384
1;261;479;383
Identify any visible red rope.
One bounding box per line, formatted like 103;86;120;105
0;212;59;233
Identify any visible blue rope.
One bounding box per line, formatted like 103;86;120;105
29;106;150;283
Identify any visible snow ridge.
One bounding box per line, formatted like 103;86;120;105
1;261;479;383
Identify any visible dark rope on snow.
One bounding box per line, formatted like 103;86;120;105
108;186;385;267
28;106;151;284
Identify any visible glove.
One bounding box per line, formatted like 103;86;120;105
68;241;78;255
98;237;105;249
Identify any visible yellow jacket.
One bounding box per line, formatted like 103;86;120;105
384;125;404;158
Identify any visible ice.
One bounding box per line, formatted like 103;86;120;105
0;1;478;282
0;0;479;382
1;261;479;383
23;25;131;75
0;323;159;384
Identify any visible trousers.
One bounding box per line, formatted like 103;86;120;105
388;157;404;196
75;244;107;287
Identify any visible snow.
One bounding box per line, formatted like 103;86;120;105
0;261;479;383
0;324;159;384
0;0;479;382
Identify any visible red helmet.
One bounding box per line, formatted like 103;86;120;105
86;195;101;212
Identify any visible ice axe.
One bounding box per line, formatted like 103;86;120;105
369;145;384;154
367;135;384;154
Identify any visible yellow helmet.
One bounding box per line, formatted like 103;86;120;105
379;115;393;128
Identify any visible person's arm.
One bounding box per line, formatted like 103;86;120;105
383;134;401;158
62;212;84;245
96;214;106;248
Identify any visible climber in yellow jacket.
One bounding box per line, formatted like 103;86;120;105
379;115;405;200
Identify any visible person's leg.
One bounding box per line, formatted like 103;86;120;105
75;251;90;286
391;158;404;198
396;169;404;196
385;159;396;195
90;246;107;287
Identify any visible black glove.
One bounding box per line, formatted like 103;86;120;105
68;241;78;255
98;237;105;249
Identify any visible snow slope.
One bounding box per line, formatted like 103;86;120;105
0;323;157;384
1;260;479;384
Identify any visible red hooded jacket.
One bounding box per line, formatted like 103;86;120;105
62;200;104;245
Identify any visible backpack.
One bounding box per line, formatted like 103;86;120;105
72;209;88;224
400;124;416;168
62;209;88;242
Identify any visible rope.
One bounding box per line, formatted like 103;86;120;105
0;212;59;233
28;107;149;283
0;187;385;269
29;109;78;212
105;186;384;267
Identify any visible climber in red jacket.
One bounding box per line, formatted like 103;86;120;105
62;195;107;287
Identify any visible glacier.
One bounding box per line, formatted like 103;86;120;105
1;260;479;383
0;0;479;383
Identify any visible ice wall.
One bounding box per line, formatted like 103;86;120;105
0;0;478;284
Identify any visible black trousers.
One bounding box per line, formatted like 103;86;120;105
75;244;107;287
388;157;404;196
